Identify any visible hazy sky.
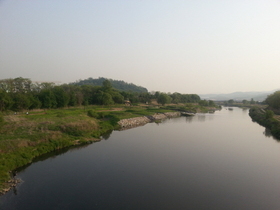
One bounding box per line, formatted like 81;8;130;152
0;0;279;94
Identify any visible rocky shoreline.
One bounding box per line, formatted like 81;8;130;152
118;112;181;130
0;177;21;195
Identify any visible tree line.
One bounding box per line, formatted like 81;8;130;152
0;77;202;112
265;91;280;114
71;77;148;93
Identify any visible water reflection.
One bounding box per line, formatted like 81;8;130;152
185;116;195;123
12;186;17;196
16;143;94;174
197;114;206;122
184;114;216;123
101;130;113;140
2;108;280;210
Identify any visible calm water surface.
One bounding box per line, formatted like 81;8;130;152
1;107;280;210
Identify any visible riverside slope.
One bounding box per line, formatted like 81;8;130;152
118;112;181;130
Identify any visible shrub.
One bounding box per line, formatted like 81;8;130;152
265;110;274;119
87;110;98;118
97;112;105;119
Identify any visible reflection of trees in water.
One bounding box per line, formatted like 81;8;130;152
15;147;73;174
197;115;206;122
242;108;249;115
15;141;100;174
185;115;207;123
102;130;113;140
208;114;214;121
185;116;194;123
13;186;17;195
263;128;280;142
264;128;272;137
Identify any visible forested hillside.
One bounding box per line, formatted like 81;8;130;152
0;77;202;112
71;77;148;93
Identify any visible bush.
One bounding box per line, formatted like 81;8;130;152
87;110;105;119
97;112;105;119
265;110;274;119
87;110;98;118
249;107;280;140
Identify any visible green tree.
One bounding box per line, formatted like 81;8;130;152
208;100;215;107
110;92;124;104
154;91;160;99
265;110;274;119
250;98;255;104
120;91;139;104
171;92;181;104
81;85;94;105
11;92;32;111
266;91;280;109
157;93;172;106
0;90;13;111
76;91;84;106
189;94;201;103
39;89;57;109
53;86;69;108
101;93;114;106
199;100;209;106
102;79;113;92
29;94;42;109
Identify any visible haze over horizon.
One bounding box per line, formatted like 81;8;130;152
1;0;279;94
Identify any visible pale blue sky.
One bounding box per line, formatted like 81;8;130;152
0;0;279;94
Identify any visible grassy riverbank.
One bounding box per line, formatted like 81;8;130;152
0;103;216;193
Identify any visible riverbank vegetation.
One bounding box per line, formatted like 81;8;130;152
249;91;280;140
0;77;201;111
0;104;217;193
217;98;262;108
0;77;219;194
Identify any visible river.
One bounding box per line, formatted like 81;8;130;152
1;107;280;210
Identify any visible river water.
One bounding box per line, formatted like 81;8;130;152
1;107;280;210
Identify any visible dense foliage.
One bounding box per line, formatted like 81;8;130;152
71;77;148;93
0;77;204;112
0;78;218;193
248;91;280;141
249;107;280;140
265;91;280;113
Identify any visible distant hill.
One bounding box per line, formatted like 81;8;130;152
71;77;148;93
199;90;280;102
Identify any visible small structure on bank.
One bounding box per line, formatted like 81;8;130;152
124;100;131;106
181;112;195;116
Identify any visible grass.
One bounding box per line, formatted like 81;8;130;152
0;103;215;193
